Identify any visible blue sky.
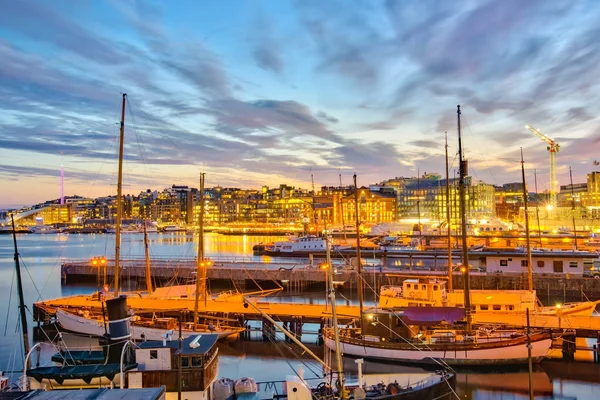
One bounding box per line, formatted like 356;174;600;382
1;0;600;208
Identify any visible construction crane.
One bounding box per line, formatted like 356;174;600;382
525;125;560;207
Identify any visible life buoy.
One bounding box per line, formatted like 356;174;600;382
386;383;401;395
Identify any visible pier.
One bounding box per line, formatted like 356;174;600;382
60;257;600;299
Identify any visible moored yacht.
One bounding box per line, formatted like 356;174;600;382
379;279;600;317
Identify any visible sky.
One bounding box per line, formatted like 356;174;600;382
1;0;600;208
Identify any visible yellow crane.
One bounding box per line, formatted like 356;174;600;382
525;125;560;207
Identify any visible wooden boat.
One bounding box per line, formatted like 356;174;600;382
56;307;245;340
324;307;552;366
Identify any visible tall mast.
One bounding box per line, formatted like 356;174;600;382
11;215;30;369
521;149;533;293
311;173;318;236
569;167;578;250
194;173;206;330
353;174;364;321
114;93;126;296
445;133;453;292
416;168;421;247
325;233;345;397
339;171;347;242
457;105;472;333
144;221;152;294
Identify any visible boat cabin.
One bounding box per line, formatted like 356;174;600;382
483;250;598;276
379;279;448;308
129;334;219;400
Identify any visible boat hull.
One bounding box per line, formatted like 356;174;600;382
56;309;243;340
325;335;552;366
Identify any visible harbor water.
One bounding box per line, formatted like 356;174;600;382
0;232;599;399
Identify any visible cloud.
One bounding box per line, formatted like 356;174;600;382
0;0;126;64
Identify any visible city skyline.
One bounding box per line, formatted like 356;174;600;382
1;1;600;208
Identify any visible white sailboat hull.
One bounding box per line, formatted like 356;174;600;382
325;336;552;366
56;309;243;340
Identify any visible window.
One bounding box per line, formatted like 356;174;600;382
506;305;514;311
570;262;578;269
521;260;528;267
192;357;202;367
480;304;489;311
553;261;563;273
149;350;158;360
493;305;501;311
406;283;411;289
433;285;439;291
537;261;545;268
421;285;426;290
181;357;189;368
500;260;508;267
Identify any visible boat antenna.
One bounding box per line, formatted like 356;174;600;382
11;215;30;369
521;149;533;293
534;169;542;246
569;166;578;250
194;172;206;330
445;132;453;292
353;174;364;322
114;93;126;296
325;232;346;397
457;105;472;333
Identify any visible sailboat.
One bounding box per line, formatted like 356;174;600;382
325;105;553;366
53;94;244;340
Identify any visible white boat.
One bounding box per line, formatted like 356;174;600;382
56;308;245;340
378;279;600;317
325;323;551;366
272;235;352;253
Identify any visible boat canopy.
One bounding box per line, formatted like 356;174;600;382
401;307;465;326
27;363;137;384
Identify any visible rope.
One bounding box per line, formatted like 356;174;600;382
3;266;15;336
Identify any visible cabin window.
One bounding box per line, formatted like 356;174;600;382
181;357;189;368
521;260;528;267
192;356;202;367
493;305;501;311
480;304;489;311
421;285;426;290
433;285;439;291
150;350;158;360
553;261;563;273
406;283;412;289
500;260;508;267
570;262;578;269
506;305;514;311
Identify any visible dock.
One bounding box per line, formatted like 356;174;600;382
60;257;600;299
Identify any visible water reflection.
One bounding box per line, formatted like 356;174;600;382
0;233;599;399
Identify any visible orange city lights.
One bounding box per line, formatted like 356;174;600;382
90;256;107;266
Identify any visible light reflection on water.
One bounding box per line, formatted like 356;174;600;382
0;233;598;399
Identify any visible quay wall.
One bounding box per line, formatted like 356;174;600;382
61;259;600;301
